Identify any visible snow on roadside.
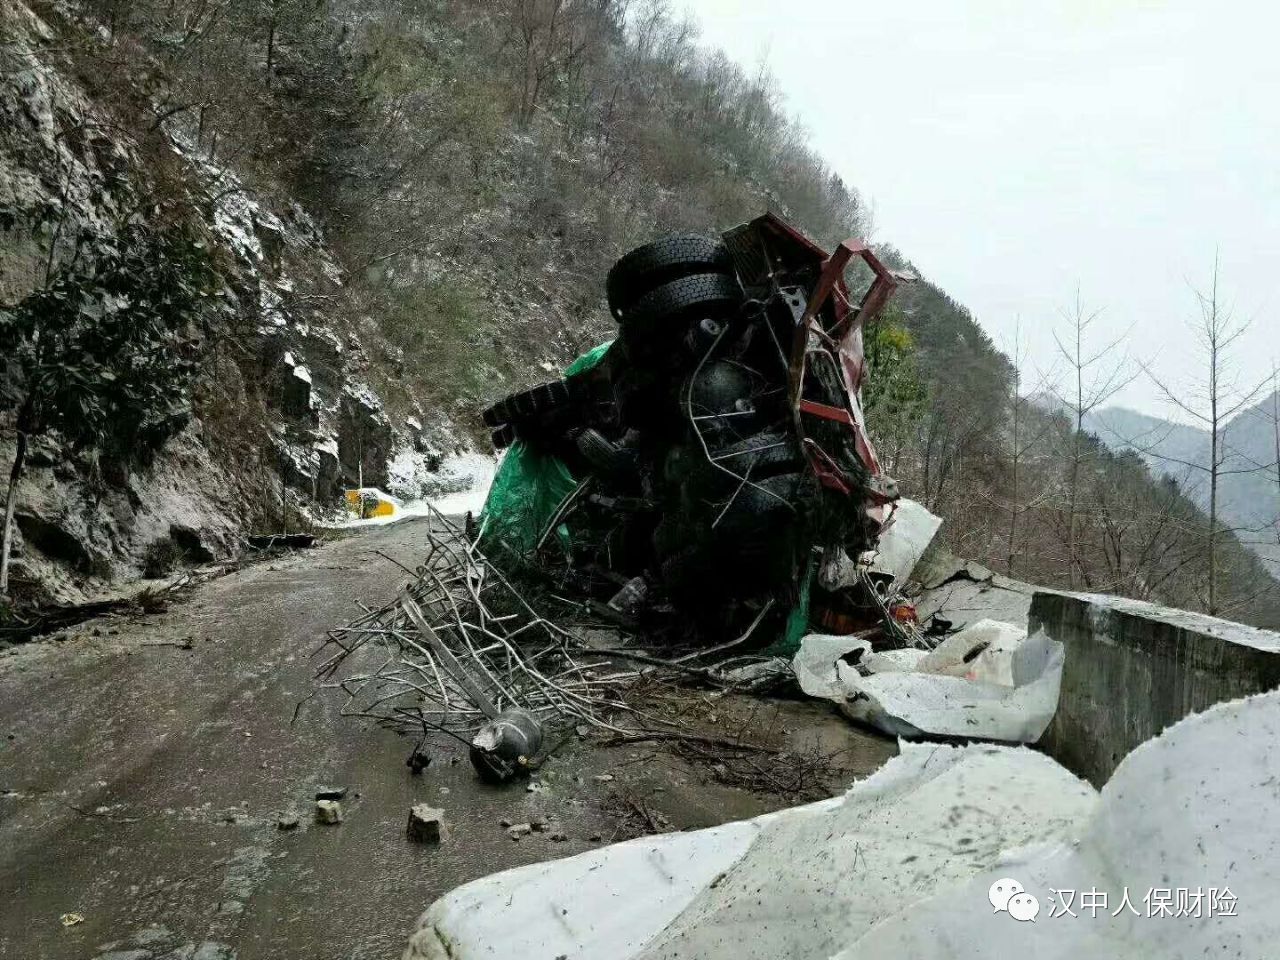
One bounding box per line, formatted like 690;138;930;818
322;448;498;529
425;451;497;515
387;447;496;517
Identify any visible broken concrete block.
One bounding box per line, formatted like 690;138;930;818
277;814;300;831
507;823;533;840
867;498;943;589
407;805;446;844
314;800;343;824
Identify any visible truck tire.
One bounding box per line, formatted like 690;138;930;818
709;431;804;478
481;379;577;429
711;471;810;542
575;428;638;481
652;511;706;561
677;431;805;507
618;273;744;348
683;360;766;443
607;235;732;320
491;424;518;450
481;400;507;428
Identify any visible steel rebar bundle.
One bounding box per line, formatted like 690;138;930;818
316;509;635;741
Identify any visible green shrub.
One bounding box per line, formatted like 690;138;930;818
142;537;182;579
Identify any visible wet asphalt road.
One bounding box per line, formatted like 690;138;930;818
0;516;894;960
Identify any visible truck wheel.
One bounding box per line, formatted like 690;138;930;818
481;379;579;431
491;424;518;450
607;235;732;320
618;273;744;348
711;471;811;542
708;431;804;479
652;511;706;561
683;360;768;443
678;431;805;505
575;428;638;481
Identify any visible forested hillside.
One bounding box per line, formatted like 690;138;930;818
4;0;1279;626
866;267;1279;627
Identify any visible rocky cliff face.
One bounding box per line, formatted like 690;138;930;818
0;0;472;604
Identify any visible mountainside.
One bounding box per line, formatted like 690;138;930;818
3;0;1279;629
0;0;476;604
0;0;880;606
1087;397;1280;578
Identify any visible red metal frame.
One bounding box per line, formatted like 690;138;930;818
783;232;898;493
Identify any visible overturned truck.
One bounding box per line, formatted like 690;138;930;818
479;213;904;639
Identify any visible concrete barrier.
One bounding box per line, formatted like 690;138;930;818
1032;590;1280;785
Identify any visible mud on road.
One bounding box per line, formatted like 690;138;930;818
0;517;895;960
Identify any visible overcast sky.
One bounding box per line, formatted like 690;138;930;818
686;0;1278;422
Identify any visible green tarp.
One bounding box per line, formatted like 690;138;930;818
477;341;613;557
563;340;613;378
477;437;578;556
771;555;814;656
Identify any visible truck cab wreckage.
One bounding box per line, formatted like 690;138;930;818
478;214;913;640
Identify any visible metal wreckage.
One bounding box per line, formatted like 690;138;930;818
320;214;942;783
477;212;914;643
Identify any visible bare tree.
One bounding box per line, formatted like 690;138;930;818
502;0;601;127
1144;254;1273;615
1049;290;1135;588
1273;362;1280;540
1001;320;1058;577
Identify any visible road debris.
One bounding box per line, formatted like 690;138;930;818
318;513;631;746
314;799;342;824
276;814;300;831
405;738;1097;960
406;805;446;844
406;748;431;775
59;913;84;927
793;618;1064;742
469;708;543;784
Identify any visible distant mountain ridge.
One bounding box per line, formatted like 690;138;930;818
1083;395;1280;579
